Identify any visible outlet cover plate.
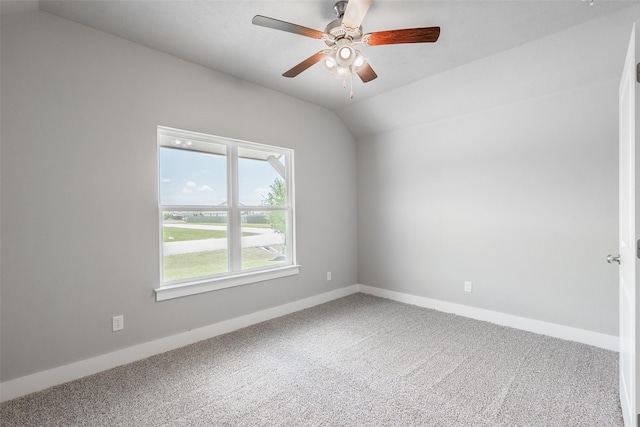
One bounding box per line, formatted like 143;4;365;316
112;315;124;332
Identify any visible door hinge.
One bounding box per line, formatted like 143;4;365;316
637;63;640;83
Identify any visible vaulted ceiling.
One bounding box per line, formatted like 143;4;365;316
1;1;636;111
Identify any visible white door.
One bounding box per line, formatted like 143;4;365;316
619;23;639;427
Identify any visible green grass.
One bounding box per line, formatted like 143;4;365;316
162;245;285;282
241;245;286;269
163;249;228;281
163;227;258;243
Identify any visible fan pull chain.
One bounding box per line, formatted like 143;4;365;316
342;77;346;89
350;75;354;99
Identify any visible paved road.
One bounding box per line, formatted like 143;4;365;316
162;223;283;256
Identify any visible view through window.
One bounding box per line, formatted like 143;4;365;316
158;127;296;294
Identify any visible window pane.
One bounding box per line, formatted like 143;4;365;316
241;210;287;270
162;211;228;282
238;149;286;206
159;146;227;206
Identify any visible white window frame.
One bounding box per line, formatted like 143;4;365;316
155;126;299;301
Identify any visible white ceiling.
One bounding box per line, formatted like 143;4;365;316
3;0;637;110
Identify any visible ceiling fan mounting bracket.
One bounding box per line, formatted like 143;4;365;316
333;1;348;18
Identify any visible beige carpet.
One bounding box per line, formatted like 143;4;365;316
0;293;622;426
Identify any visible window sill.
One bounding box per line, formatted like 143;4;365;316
154;265;301;302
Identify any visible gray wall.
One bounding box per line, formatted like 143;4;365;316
0;11;358;382
355;7;640;336
357;80;618;334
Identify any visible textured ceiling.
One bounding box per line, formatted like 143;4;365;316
7;1;639;110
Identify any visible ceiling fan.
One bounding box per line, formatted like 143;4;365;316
252;0;440;97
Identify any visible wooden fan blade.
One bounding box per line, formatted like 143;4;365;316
364;27;440;46
252;15;324;39
283;50;331;78
356;63;377;83
342;0;372;31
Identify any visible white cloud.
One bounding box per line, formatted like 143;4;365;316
186;181;197;188
198;185;213;192
181;188;192;194
160;177;171;183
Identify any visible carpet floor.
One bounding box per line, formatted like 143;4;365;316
0;293;622;426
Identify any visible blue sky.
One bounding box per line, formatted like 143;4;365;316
159;147;281;207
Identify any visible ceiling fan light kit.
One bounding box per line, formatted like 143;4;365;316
252;0;440;98
322;38;368;78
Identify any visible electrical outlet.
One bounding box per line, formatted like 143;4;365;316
464;281;472;293
327;271;332;281
112;315;124;332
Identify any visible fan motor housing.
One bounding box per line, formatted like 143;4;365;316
325;19;345;40
324;18;363;46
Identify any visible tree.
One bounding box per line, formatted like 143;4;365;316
263;177;286;236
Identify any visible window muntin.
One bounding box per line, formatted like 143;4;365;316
157;127;296;296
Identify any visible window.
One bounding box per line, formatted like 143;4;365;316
155;127;298;301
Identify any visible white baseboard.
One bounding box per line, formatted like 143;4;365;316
2;284;618;403
0;285;359;403
357;284;619;352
